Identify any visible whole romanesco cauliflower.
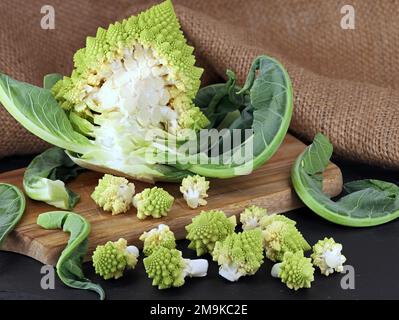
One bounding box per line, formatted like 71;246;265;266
262;220;310;262
133;186;174;219
271;251;315;290
139;224;176;256
185;210;237;256
311;237;346;276
91;174;135;215
212;229;264;282
143;246;208;289
92;238;139;280
51;0;209;183
239;205;267;230
180;175;210;209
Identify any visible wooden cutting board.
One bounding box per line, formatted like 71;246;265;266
0;134;343;265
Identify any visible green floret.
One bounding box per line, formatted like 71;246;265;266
143;246;208;289
212;229;264;282
259;213;296;230
91;174;135;215
262;220;310;262
271;251;315;290
92;238;139;280
133;186;174;219
239;205;267;230
139;224;176;256
180;175;210;209
185;210;237;256
311;237;346;276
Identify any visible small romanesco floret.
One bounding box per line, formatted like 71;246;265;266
139;224;176;256
239;205;267;230
262;220;310;262
185;210;236;256
133;186;174;219
92;238;139;280
212;229;264;282
180;175;210;209
271;251;315;290
91;174;135;215
311;237;346;276
143;246;208;289
259;213;296;230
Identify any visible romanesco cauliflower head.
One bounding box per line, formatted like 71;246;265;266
91;174;135;215
143;246;208;289
180;175;210;209
133;186;174;219
262;220;310;262
212;229;264;282
51;0;209;183
239;205;267;230
259;213;296;230
185;210;236;256
92;238;139;280
139;224;176;256
311;237;346;276
271;251;314;290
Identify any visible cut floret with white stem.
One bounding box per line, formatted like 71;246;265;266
180;175;210;209
311;237;346;276
239;205;267;230
139;224;176;256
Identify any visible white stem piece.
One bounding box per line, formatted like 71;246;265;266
219;263;242;282
126;245;139;258
271;263;282;278
183;259;208;278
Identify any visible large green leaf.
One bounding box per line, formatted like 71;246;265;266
0;73;94;154
37;211;104;299
0;184;26;246
191;55;293;178
292;133;399;227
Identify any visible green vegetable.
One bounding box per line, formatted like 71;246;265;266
0;1;292;184
139;224;176;256
239;205;267;230
143;246;208;289
180;175;209;209
23;147;83;210
262;218;310;262
0;183;26;246
311;237;346;276
212;229;264;282
259;213;296;229
185;210;237;256
43;73;63;90
92;238;139;280
37;211;104;300
292;133;399;226
91;174;135;215
271;251;315;291
133;186;174;219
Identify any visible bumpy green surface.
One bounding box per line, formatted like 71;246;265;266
186;210;236;256
239;205;267;230
213;229;264;277
133;186;174;219
92;238;138;280
279;251;314;290
52;0;207;131
311;237;346;276
143;246;186;289
262;220;310;262
140;225;176;256
259;213;296;230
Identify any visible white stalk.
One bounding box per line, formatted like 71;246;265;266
271;263;282;278
126;245;139;258
219;263;242;282
183;259;208;278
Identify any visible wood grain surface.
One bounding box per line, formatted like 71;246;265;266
0;134;343;265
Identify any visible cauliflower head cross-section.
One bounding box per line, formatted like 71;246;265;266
239;205;267;230
212;229;264;282
91;174;135;215
133;186;174;219
139;224;176;256
311;237;346;276
185;210;237;256
180;175;210;209
92;238;139;280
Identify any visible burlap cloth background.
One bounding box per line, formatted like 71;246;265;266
1;0;398;168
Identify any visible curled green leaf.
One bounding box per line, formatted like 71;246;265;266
292;133;399;227
37;211;105;299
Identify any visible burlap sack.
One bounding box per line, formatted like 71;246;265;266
1;0;398;168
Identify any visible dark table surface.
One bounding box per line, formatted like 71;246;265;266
0;154;398;300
